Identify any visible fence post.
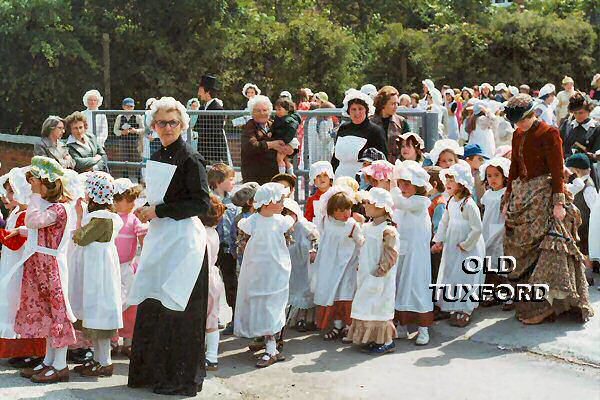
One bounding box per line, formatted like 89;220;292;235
92;110;97;138
423;111;439;151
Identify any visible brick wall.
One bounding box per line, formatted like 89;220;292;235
0;134;37;175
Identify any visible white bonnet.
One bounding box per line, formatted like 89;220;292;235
429;139;464;166
479;157;511;180
394;160;433;191
333;176;359;193
590;106;600;120
319;185;357;219
397;132;425;149
114;177;136;195
364;187;393;215
494;83;508;92
342;88;375;117
422;79;435;92
429;88;443;106
0;173;8;198
242;83;261;97
360;84;378;100
440;163;474;194
283;197;302;220
494;145;512;158
253;182;289;209
310;161;334;183
538;83;556;99
2;167;32;204
62;169;87;200
280;90;292;98
149;97;191;131
83;89;103;108
508;86;519;97
480;83;493;92
145;97;157;109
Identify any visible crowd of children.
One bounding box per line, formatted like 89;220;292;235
1;77;599;389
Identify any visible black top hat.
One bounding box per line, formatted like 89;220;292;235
200;75;219;91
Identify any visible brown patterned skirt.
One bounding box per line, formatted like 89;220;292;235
504;175;593;322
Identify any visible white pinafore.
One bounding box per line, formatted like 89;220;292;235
392;192;434;313
69;210;124;330
0;207;27;337
334;136;368;179
312;216;362;306
351;222;396;321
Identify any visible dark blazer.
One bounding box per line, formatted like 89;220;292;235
67;133;108;172
34;137;76;169
240;119;278;185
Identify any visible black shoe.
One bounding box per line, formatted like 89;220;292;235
8;356;43;369
68;348;94;364
153;382;202;397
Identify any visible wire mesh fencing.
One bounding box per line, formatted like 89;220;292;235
93;109;438;204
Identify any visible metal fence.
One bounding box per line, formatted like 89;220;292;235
93;109;438;204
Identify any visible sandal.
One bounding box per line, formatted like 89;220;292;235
521;309;555;325
295;320;307;332
323;327;342;341
452;312;471;328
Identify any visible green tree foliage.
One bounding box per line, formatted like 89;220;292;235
0;0;597;133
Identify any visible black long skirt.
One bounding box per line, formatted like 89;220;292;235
128;254;209;392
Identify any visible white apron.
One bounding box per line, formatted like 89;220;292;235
334;135;368;179
481;189;506;267
351;222;397;321
0;208;27;337
0;201;76;335
70;210;124;330
434;197;485;314
312;217;362;306
234;214;294;338
392;192;434;313
589;195;600;261
288;219;317;309
127;160;207;312
469;115;497;159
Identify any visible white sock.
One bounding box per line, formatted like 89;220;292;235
278;165;286;174
52;347;68;370
384;340;393;346
265;337;278;356
42;340;55;367
95;338;112;366
333;320;343;330
418;326;429;335
205;331;219;364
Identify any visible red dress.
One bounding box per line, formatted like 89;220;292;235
0;211;46;358
304;189;325;222
13;202;76;349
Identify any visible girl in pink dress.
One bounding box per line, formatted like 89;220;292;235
112;178;147;358
200;195;226;371
14;156;76;383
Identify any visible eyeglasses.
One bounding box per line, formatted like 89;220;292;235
155;120;181;128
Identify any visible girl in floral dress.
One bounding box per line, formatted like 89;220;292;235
13;156;77;383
